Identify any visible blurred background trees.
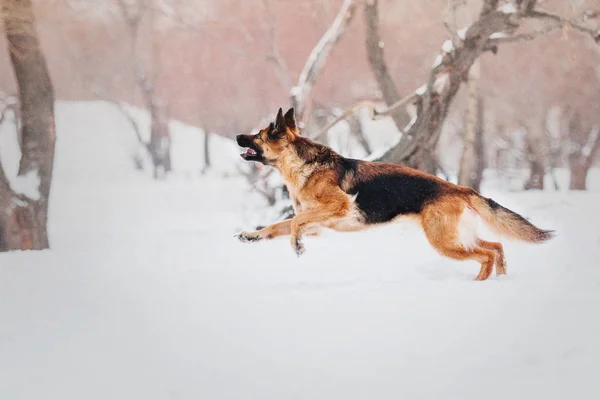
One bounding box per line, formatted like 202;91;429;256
1;0;600;244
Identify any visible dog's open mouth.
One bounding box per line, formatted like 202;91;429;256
240;145;262;161
236;134;264;163
241;148;257;158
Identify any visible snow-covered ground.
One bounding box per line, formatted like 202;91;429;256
1;102;599;399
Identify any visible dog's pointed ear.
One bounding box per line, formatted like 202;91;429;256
284;107;296;130
275;107;285;130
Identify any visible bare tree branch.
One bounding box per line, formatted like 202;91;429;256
116;0;155;104
290;0;358;124
363;0;411;132
444;0;466;49
488;24;561;44
149;0;255;44
526;9;600;42
310;92;418;141
261;0;293;91
108;98;145;146
117;0;146;27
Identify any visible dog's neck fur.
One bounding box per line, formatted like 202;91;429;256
272;136;321;188
275;146;313;190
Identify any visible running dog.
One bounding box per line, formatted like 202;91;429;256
235;107;554;280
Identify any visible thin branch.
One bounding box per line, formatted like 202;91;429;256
291;0;358;122
93;89;146;147
310;92;418;142
310;101;375;141
526;9;600;42
481;0;500;15
363;0;411;131
488;23;560;44
117;0;145;27
262;0;293;90
380;63;442;163
444;0;466;48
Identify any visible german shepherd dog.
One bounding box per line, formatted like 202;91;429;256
235;107;554;280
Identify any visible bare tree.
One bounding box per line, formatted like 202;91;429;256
363;0;412;133
0;0;56;251
289;0;358;126
314;0;600;174
523;127;545;190
117;0;172;179
458;60;485;191
347;113;372;155
565;111;600;190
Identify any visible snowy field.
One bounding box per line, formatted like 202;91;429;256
1;102;600;399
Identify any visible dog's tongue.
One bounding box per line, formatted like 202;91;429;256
243;148;256;156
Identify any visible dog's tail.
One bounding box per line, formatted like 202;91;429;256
468;193;555;243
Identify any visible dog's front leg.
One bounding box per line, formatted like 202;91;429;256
290;208;346;256
236;219;292;243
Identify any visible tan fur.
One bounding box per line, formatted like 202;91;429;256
419;195;499;280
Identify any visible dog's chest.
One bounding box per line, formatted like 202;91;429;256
280;167;311;213
286;186;303;213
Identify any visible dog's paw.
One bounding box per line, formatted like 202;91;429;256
293;239;306;257
235;232;262;243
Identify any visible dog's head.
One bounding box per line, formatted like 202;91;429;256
236;107;298;165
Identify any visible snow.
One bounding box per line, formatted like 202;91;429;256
433;54;443;67
10;169;41;200
582;126;599;158
0;106;41;200
364;136;401;161
416;84;427;95
489;32;508;39
433;72;450;94
404;111;418;132
1;101;600;399
442;39;454;53
498;3;518;14
458;26;469;40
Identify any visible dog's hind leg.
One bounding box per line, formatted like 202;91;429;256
476;239;506;276
421;200;496;281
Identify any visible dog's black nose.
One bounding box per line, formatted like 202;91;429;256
236;134;243;144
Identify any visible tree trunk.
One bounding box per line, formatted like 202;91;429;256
523;130;545;190
348;114;372;155
363;0;411;131
118;0;171;179
202;130;211;174
147;102;171;179
458;60;484;191
0;0;56;251
364;0;438;173
566;115;600;191
569;162;588;190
